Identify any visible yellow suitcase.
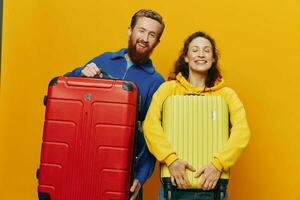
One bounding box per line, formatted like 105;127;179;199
161;95;229;189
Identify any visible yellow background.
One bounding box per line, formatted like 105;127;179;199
1;0;300;199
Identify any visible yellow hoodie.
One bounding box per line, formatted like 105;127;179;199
143;73;251;172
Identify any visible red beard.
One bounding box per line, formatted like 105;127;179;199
127;38;154;65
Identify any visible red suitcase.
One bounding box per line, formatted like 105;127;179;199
37;76;139;200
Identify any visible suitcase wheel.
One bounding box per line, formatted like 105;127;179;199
36;168;39;179
43;96;47;106
38;192;50;200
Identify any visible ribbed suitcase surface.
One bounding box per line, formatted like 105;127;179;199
38;76;138;200
161;95;229;189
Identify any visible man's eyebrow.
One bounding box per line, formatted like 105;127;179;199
137;27;146;30
136;27;158;35
149;30;157;34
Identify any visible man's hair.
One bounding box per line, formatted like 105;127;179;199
130;9;165;39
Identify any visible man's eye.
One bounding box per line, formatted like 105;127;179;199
149;33;156;38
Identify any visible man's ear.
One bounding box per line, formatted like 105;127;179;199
154;39;160;47
128;27;132;37
157;39;161;44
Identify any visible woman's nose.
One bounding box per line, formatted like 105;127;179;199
198;50;205;57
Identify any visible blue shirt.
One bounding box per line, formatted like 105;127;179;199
65;48;165;185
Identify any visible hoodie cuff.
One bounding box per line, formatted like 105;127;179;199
164;153;178;167
211;157;224;172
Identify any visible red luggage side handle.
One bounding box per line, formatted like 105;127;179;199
64;68;117;88
65;77;114;88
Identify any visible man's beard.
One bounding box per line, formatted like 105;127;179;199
127;37;154;65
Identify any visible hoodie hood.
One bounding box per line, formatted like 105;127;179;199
175;72;225;94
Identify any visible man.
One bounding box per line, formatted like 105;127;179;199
65;9;165;200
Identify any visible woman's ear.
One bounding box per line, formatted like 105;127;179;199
184;56;189;63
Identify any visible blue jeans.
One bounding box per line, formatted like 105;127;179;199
158;181;228;200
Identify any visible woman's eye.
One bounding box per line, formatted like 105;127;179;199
204;48;212;53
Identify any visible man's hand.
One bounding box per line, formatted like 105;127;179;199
130;179;141;200
195;163;221;190
168;159;196;189
81;62;102;77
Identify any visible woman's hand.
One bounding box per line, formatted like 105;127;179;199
195;163;221;190
168;159;196;189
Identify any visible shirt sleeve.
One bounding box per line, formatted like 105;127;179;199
135;74;164;185
64;67;84;77
141;75;165;121
63;54;105;77
135;143;156;185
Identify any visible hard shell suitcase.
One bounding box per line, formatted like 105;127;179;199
37;76;139;200
160;95;229;192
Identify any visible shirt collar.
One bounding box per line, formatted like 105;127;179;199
110;48;155;74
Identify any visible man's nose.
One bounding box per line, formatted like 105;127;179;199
141;32;149;42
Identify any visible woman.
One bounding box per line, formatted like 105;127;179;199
143;31;251;199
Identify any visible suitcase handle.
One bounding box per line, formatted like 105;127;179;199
184;93;204;96
95;68;117;80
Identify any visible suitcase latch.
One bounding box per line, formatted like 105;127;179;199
84;93;92;102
